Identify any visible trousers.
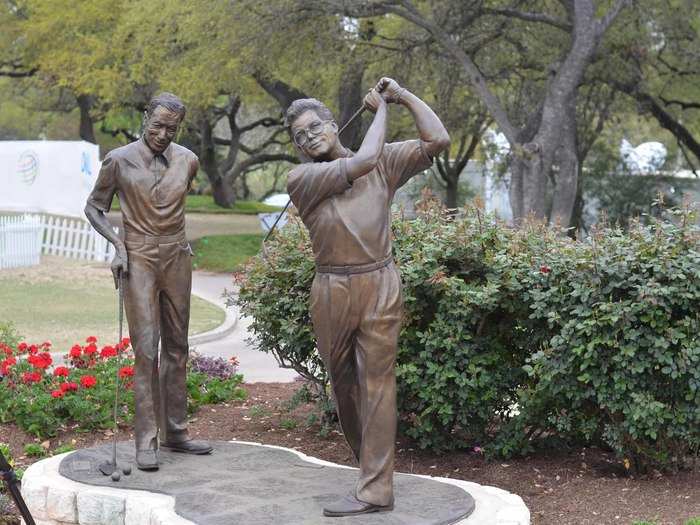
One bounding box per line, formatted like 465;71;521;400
123;231;193;452
309;259;402;507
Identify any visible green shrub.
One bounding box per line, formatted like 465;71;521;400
235;201;700;471
23;443;45;458
0;323;20;349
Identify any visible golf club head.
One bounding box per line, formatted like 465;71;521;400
98;460;116;476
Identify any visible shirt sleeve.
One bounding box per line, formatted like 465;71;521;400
87;152;118;213
287;158;351;220
380;140;433;192
188;153;200;190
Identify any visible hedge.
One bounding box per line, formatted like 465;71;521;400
234;200;700;472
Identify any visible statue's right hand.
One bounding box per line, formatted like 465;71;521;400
363;88;387;114
110;249;128;289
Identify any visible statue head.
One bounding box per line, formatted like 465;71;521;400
285;98;339;161
143;92;186;154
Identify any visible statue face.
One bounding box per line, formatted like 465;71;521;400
291;109;337;160
144;106;182;153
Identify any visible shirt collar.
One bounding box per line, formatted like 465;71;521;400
138;136;173;167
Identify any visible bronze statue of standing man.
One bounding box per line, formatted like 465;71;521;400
85;92;212;471
286;77;450;517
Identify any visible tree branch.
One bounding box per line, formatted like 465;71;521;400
658;96;700;111
597;0;631;36
482;7;572;32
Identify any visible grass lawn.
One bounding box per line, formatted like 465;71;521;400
111;195;282;215
0;257;224;353
192;234;264;273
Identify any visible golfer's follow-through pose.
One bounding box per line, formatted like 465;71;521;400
286;77;450;517
84;92;212;471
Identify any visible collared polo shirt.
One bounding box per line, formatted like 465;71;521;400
287;140;431;267
88;138;199;236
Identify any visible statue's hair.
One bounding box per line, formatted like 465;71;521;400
145;92;186;120
285;98;334;127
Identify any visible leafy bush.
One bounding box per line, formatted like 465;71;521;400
186;353;246;411
0;337;246;438
235;200;700;472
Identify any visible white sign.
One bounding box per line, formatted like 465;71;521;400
0;141;101;218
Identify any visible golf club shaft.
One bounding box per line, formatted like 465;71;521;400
112;271;123;466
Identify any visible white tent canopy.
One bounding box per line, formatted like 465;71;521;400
0;141;101;218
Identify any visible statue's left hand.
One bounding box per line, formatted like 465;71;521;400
375;77;405;104
111;248;128;289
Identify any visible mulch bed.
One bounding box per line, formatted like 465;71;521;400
2;382;699;525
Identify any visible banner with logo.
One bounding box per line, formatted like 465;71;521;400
0;141;101;218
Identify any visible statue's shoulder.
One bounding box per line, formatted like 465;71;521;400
106;141;138;162
170;142;198;162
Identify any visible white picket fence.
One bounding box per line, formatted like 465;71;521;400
0;215;43;269
0;214;117;269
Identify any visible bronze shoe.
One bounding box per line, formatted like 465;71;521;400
160;439;213;455
135;449;159;471
323;493;394;517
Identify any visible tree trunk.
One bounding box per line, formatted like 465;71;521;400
445;175;459;209
337;59;365;150
77;94;96;144
549;99;579;228
210;177;237;207
199;118;236;208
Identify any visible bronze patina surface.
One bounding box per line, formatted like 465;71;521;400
85;93;211;469
286;77;450;516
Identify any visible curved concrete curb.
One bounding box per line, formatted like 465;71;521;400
187;296;238;347
22;441;529;525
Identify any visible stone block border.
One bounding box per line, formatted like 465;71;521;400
21;440;529;525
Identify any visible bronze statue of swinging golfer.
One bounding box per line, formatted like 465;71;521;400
286;77;450;517
85;92;212;471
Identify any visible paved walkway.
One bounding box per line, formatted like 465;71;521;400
190;271;298;383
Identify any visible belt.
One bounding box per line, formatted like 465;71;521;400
124;230;187;245
315;255;393;275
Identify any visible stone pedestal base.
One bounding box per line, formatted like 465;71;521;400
21;440;529;525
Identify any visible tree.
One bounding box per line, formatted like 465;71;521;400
298;0;632;227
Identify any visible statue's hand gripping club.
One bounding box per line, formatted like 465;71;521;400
111;248;128;289
374;77;405;104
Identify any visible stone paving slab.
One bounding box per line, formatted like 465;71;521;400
56;441;473;525
21;441;529;525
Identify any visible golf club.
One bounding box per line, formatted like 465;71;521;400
99;270;129;479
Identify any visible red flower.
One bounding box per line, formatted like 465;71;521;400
53;366;70;377
85;336;97;344
51;389;64;398
539;265;552;274
100;346;117;359
1;344;12;356
69;346;82;358
17;342;27;353
80;375;97;388
118;366;134;379
28;352;52;370
41;341;52;349
28;344;38;355
60;382;79;393
121;337;131;348
0;357;16;375
83;343;97;355
22;371;41;384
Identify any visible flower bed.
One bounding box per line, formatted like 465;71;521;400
0;336;245;438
